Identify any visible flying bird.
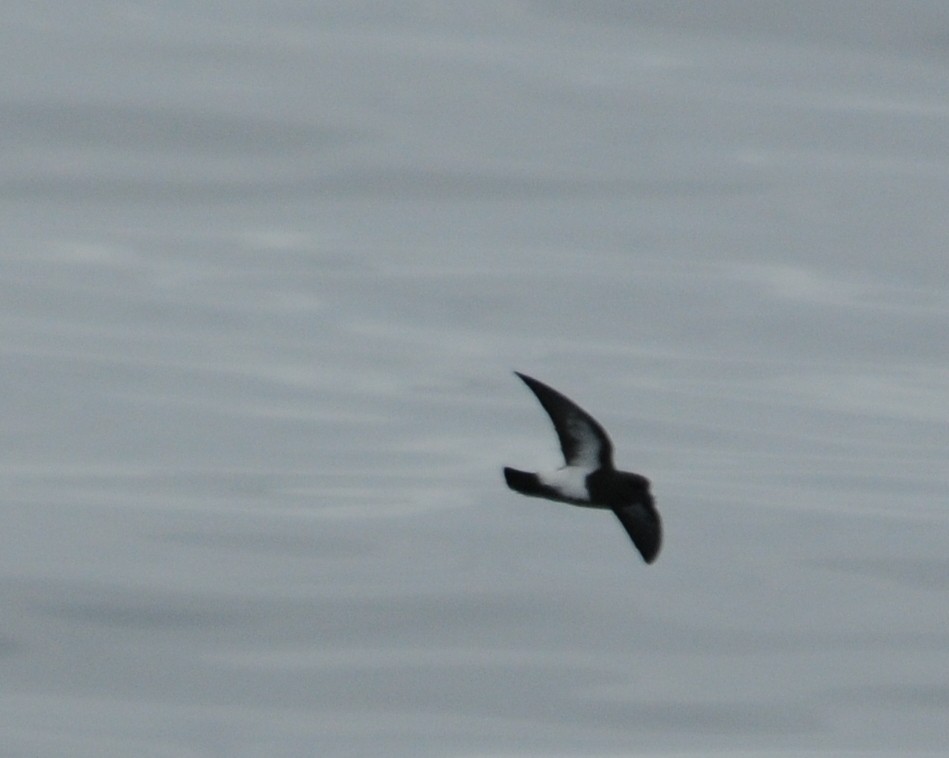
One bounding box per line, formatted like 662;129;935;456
503;372;662;563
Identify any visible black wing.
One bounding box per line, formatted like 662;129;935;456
612;503;662;564
515;372;613;469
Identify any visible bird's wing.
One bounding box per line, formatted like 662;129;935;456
515;372;613;468
612;503;662;564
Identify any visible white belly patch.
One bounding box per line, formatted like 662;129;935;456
538;466;592;503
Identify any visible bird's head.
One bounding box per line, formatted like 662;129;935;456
616;472;652;504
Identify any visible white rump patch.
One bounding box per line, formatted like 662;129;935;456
538;465;592;503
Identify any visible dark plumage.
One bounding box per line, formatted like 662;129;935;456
503;372;662;564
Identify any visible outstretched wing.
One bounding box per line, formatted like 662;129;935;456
612;503;662;564
515;372;613;468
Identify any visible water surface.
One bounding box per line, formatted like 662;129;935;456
1;2;948;755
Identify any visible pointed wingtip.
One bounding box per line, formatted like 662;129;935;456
513;372;551;397
633;538;661;565
612;506;662;565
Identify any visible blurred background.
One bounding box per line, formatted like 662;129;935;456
1;2;947;755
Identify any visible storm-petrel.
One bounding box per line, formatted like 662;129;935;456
503;372;662;563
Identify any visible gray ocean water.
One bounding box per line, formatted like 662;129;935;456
2;2;948;756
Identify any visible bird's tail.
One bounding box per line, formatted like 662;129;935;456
503;467;544;496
